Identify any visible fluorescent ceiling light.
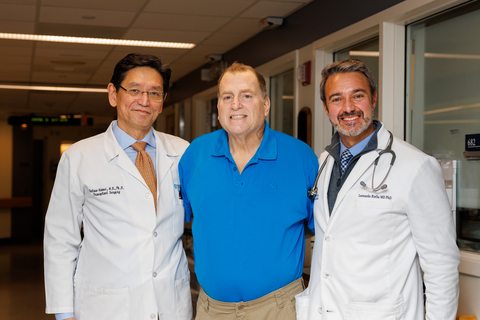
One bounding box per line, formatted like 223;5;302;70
349;51;379;57
0;84;107;93
0;33;195;49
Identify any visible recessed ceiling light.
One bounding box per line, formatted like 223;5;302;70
0;33;195;49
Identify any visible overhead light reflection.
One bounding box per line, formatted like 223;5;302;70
350;51;480;60
424;102;480;115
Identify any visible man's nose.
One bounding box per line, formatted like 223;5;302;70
137;92;150;105
343;98;355;113
231;96;242;110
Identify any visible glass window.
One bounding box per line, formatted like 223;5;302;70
334;38;380;120
406;1;480;253
269;69;294;136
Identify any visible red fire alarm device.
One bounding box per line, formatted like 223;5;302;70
298;61;311;86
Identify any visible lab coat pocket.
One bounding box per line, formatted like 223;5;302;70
345;298;404;320
355;197;394;217
295;289;310;320
175;272;193;320
79;281;129;320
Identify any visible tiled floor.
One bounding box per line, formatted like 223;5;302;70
0;243;199;320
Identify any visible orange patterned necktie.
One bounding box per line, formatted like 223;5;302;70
131;141;157;212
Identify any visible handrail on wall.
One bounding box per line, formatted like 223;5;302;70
0;197;32;208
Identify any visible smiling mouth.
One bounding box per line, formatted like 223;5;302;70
134;109;150;114
339;112;362;122
230;115;246;119
342;115;360;121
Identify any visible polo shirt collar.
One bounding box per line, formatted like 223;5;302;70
211;120;277;161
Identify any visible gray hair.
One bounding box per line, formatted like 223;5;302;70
320;59;377;105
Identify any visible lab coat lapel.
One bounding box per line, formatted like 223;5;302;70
155;140;173;187
319;154;335;225
153;131;175;192
329;126;391;221
103;123;150;189
330;151;378;219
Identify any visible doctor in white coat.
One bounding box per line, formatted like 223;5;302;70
296;59;460;320
44;53;192;320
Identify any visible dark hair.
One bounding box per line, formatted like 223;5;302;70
320;59;377;105
217;62;267;100
110;53;172;96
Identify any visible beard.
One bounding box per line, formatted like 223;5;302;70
330;107;374;137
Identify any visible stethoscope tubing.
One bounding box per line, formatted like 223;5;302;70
308;131;396;199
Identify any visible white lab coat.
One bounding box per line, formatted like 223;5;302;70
296;124;460;320
44;122;192;320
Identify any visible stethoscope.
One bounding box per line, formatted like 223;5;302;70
307;131;396;200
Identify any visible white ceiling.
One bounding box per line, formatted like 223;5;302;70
0;0;312;119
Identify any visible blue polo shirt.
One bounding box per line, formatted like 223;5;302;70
179;121;318;302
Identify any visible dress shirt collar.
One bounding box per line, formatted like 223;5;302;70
112;120;156;150
339;121;378;157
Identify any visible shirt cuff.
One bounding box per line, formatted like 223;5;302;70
55;312;75;320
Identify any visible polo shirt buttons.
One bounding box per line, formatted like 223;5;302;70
322;271;329;279
233;167;237;171
325;235;331;242
150;313;156;319
153;272;157;277
318;307;322;314
153;231;158;237
146;193;152;199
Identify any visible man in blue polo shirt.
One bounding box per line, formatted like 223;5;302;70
179;62;318;319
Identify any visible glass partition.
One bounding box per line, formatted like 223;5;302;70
269;69;294;136
406;1;480;253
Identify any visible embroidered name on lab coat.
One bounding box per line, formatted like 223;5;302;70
89;186;124;196
358;193;392;200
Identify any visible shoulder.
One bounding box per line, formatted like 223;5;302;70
186;130;222;153
392;137;432;163
154;130;190;155
271;130;317;159
63;131;106;156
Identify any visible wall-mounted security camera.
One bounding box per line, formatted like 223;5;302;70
205;54;223;62
259;17;283;30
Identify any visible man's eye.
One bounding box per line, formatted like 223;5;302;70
223;96;232;101
149;91;160;97
130;89;140;94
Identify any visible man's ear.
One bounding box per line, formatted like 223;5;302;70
263;96;271;117
107;83;117;108
323;102;329;115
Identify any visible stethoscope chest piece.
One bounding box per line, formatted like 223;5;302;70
360;131;396;192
